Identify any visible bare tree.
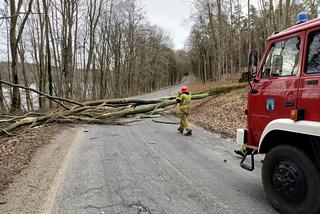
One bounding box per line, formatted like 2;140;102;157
187;0;310;82
83;0;103;100
9;0;34;112
1;0;190;112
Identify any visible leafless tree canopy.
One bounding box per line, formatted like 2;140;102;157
0;0;187;112
187;0;316;82
0;0;319;113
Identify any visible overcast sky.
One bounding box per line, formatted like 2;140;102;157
139;0;193;50
138;0;257;50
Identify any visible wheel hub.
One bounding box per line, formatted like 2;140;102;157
272;160;306;203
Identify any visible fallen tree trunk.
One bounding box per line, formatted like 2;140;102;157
95;100;177;119
82;98;165;107
0;82;247;136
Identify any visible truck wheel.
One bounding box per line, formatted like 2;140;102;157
262;145;320;214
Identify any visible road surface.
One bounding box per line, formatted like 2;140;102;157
49;80;277;214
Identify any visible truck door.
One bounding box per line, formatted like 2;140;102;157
248;34;302;147
298;28;320;121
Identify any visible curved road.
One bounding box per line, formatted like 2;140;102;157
49;80;278;214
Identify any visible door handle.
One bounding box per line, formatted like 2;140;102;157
285;101;294;107
307;79;318;85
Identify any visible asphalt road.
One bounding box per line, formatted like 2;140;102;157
49;81;278;214
138;76;193;100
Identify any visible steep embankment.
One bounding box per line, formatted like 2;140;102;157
188;82;248;138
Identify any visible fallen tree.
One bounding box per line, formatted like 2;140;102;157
0;81;247;136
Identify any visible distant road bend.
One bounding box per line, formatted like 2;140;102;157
48;77;277;213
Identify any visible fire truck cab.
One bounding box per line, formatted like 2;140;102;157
237;13;320;214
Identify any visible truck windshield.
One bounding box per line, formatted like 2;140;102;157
262;37;300;78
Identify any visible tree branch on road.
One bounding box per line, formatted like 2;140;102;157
0;83;247;136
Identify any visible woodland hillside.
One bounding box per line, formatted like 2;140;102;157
0;0;319;113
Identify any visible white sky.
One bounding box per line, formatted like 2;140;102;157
139;0;193;50
139;0;258;50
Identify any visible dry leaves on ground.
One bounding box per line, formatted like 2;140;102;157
189;88;248;138
0;125;61;192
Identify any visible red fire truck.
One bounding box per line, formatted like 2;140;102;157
237;13;320;214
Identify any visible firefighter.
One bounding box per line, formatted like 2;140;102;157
176;86;192;136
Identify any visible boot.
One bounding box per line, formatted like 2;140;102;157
234;149;245;157
177;127;183;133
184;130;192;136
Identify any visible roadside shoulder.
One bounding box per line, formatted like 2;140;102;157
0;125;83;214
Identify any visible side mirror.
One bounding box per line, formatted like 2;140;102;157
272;55;283;66
249;51;258;67
248;50;259;80
271;55;283;76
248;50;259;94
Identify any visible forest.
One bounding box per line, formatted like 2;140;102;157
0;0;319;112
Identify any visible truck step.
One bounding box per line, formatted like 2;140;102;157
240;149;257;171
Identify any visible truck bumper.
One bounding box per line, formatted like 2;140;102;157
236;128;247;145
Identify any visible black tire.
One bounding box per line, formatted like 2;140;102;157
262;145;320;214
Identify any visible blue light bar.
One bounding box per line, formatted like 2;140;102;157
296;12;308;24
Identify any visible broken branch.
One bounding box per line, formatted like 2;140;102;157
0;80;83;109
0;83;247;136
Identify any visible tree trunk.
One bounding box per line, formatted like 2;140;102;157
9;1;21;112
9;0;34;112
43;0;53;107
0;71;5;112
18;44;34;111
